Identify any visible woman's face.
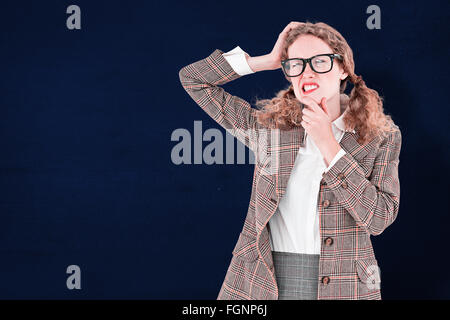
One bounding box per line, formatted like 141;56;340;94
287;35;348;104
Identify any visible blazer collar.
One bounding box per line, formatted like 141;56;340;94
333;109;355;134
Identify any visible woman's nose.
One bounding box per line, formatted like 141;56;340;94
302;62;315;76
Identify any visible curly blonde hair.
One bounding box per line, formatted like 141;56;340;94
254;21;396;145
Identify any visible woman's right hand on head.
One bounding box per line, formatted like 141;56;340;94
268;21;304;70
246;22;304;73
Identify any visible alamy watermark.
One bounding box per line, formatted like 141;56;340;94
366;5;381;29
170;121;281;176
66;264;81;290
66;5;81;30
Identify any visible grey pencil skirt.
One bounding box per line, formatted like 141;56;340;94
272;250;320;300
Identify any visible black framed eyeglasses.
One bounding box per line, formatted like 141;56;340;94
281;53;343;77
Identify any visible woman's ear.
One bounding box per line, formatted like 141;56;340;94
340;71;348;81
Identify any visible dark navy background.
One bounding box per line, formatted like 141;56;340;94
0;0;448;299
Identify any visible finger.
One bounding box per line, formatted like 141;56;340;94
308;98;324;114
301;107;316;118
301;114;310;123
302;110;320;124
302;111;318;123
280;26;293;36
300;97;321;113
302;107;312;115
281;22;303;34
282;23;295;33
320;97;329;115
301;120;310;129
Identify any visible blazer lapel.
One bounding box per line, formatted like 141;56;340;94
273;125;304;201
339;131;371;160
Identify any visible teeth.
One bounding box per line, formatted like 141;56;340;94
303;84;318;92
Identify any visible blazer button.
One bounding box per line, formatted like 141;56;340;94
324;237;334;246
270;198;277;205
323;200;330;208
341;181;348;189
337;173;345;180
322;276;330;285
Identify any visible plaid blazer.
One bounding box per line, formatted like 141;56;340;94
179;48;402;300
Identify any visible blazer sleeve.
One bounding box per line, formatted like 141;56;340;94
322;127;402;236
178;49;260;153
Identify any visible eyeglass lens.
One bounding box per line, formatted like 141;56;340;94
283;55;333;76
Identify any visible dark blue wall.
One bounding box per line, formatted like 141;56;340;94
0;0;448;299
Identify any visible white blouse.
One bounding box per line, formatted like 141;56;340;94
222;46;355;254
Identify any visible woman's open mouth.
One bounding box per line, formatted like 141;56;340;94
302;82;319;94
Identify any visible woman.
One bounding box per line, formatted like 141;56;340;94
179;21;402;300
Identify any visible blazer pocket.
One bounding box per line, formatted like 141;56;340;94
354;258;381;288
232;232;259;262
